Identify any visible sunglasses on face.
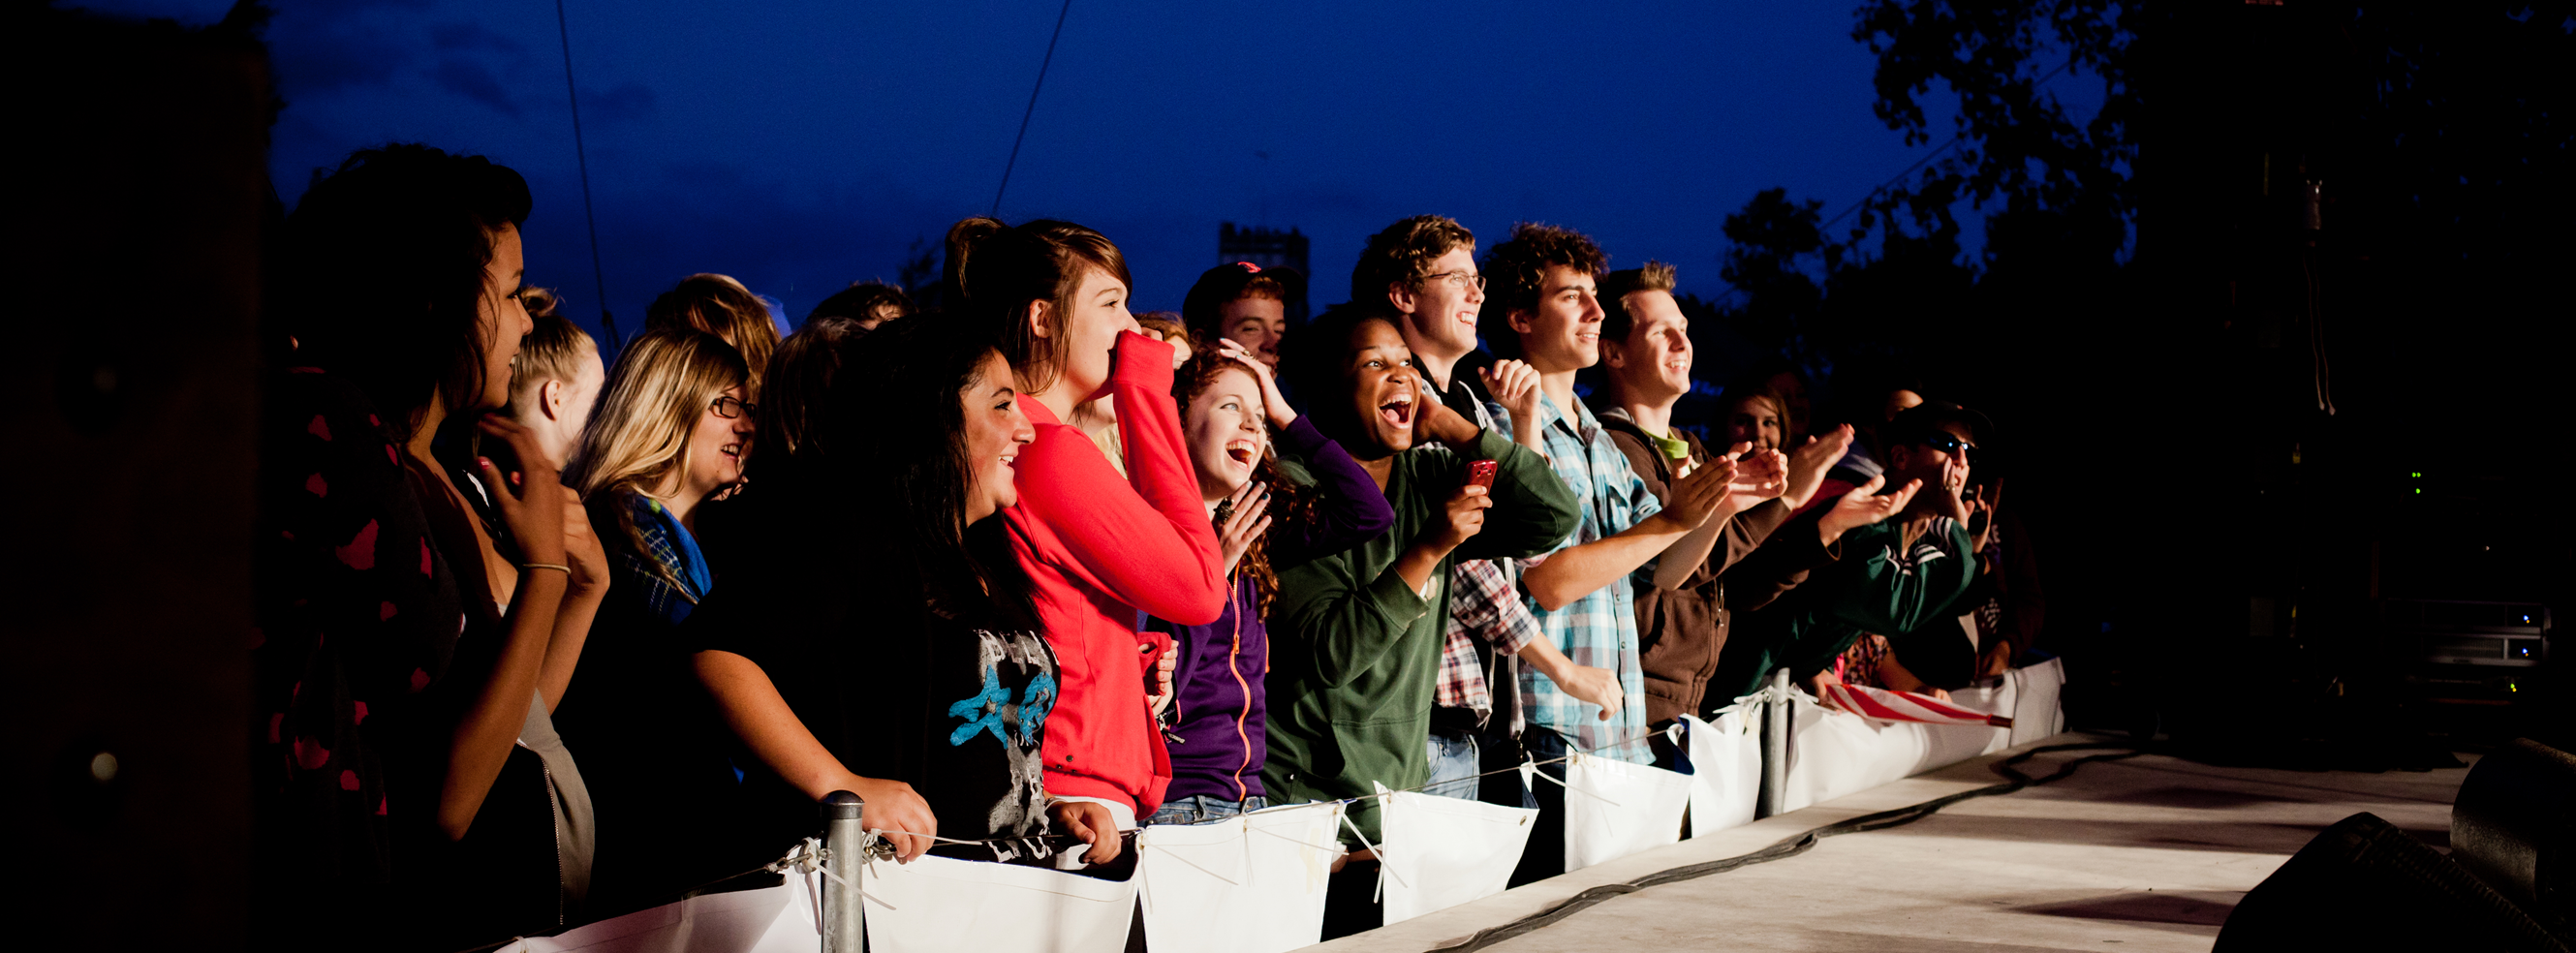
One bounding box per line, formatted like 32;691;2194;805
1920;433;1974;454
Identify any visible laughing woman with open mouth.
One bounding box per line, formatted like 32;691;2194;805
552;325;760;918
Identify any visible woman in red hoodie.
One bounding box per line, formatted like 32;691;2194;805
946;218;1228;833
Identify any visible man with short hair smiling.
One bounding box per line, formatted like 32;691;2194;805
1593;262;1832;732
1477;224;1778;882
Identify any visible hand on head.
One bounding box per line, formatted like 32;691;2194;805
1213;339;1297;429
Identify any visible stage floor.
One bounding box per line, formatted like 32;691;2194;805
1311;732;2476;953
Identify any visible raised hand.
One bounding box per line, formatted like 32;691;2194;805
475;414;567;566
1216;339;1298;430
1478;359;1544;430
1721;442;1789;509
1214;479;1273;576
1913;473;1972;524
1660;452;1737;527
1789;425;1853;483
1817;475;1922;545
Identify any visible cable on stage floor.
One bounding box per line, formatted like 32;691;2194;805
1423;742;2144;953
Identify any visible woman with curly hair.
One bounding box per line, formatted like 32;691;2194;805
1144;345;1391;826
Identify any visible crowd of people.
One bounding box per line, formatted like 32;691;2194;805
250;144;2042;949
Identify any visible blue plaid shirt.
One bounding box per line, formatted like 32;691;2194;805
1488;392;1660;763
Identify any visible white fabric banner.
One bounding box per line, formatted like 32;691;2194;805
1137;802;1345;953
860;851;1138;953
1377;784;1540;925
1683;709;1762;838
495;878;817;953
2007;657;2066;747
1558;751;1694;873
1782;678;2018;814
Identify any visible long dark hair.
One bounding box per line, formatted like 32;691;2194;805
279;143;531;440
943;216;1133;395
821;315;1038;627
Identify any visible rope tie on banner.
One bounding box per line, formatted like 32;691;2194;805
1527;755;1624;808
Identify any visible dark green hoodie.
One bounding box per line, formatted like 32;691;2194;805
1711;508;1978;704
1263;430;1577;842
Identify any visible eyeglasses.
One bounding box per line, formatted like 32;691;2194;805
1418;270;1486;292
710;395;757;419
1920;433;1974;454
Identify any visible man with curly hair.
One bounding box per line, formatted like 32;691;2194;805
1479;224;1769;882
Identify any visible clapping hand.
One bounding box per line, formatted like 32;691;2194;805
1213;479;1273;576
1817;475;1922;545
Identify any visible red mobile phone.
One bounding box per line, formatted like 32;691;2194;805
1464;459;1498;489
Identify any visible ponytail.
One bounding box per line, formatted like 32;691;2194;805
943;216;1133;395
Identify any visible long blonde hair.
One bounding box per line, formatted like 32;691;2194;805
569;326;750;589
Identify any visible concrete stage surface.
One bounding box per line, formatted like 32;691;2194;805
1311;732;2475;953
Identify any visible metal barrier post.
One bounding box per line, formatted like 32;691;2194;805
822;790;865;953
1755;668;1791;818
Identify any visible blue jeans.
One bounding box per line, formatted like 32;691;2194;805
1425;728;1481;800
1146;794;1268;826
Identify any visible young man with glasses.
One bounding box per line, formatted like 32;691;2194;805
1350;216;1607;806
1708;401;1990;711
1475;225;1765;883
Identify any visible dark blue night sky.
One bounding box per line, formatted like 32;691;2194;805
78;1;2094;343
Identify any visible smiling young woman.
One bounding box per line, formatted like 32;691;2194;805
944;216;1229;834
1143;346;1392;825
684;316;1129;873
255;143;604;948
550;325;758;916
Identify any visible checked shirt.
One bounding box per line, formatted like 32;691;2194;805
1489;391;1660;763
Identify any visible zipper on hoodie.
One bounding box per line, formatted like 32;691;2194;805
1226;582;1254;802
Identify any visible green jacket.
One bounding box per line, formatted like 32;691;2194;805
1263;431;1578;842
1710;508;1978;704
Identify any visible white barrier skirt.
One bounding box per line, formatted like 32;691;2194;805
1557;751;1694;873
495;878;817;953
1683;709;1762;838
1781;661;2067;813
1377;783;1540;925
860;850;1139;953
1137;801;1345;953
2007;657;2066;746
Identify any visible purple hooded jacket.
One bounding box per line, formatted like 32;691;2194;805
1148;415;1391;803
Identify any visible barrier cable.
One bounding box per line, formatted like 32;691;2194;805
991;0;1074;217
553;0;619;352
1423;742;2142;953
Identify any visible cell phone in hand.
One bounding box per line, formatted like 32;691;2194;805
1464;459;1498;489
